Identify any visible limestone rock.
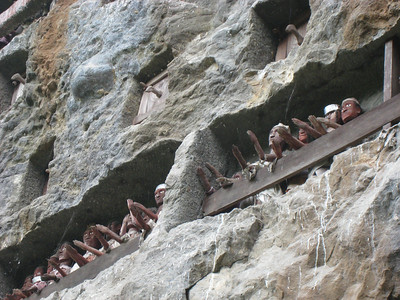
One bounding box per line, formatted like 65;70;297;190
39;126;400;300
0;0;400;298
45;209;263;299
188;127;400;300
70;58;115;100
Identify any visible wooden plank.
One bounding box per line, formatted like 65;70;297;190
29;236;140;299
203;93;400;216
384;39;400;128
384;39;400;102
275;37;288;61
147;69;168;86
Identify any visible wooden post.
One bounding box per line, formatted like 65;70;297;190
384;39;400;101
203;93;400;216
384;38;400;127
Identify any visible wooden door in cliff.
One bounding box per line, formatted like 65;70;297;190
11;82;24;105
133;70;169;125
275;22;307;61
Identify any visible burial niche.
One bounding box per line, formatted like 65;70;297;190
0;47;27;113
132;44;173;125
275;21;307;61
252;0;310;61
20;138;55;203
133;70;169;125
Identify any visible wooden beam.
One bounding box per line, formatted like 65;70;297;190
384;38;400;128
147;69;168;86
29;236;140;300
384;39;400;102
203;93;400;216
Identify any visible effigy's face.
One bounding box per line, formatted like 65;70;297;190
34;267;45;277
269;127;284;145
298;129;308;143
58;244;70;260
83;230;100;249
341;100;361;123
325;109;341;123
155;188;166;206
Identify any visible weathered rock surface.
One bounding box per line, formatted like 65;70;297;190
0;0;399;298
42;126;400;299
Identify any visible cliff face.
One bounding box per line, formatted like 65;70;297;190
0;0;399;298
46;127;400;299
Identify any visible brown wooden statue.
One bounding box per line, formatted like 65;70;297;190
126;184;166;232
341;98;362;123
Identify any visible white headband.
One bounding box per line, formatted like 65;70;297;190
155;183;166;192
272;123;291;134
341;97;360;106
324;104;340;115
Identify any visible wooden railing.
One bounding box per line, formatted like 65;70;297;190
29;237;140;300
203;38;400;216
202;93;400;215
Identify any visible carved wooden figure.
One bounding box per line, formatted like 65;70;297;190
247;130;265;161
268;123;291;159
276;127;305;150
308;115;327;135
126;184;165;232
285;24;304;45
292;118;322;139
298;128;309;144
341;98;362;123
73;230;103;258
119;214;141;238
96;224;124;244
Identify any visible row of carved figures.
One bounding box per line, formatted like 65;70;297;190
2;184;166;300
197;98;363;206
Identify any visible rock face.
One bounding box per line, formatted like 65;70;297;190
0;0;399;298
42;127;400;299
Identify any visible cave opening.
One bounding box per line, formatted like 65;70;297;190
252;0;311;61
0;49;27;113
133;45;173;125
20;137;55;204
208;46;384;180
0;138;181;291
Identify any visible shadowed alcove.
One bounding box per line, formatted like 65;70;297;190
133;45;174;125
207;46;384;179
0;49;27;113
20;137;55;205
253;0;311;61
0;138;181;287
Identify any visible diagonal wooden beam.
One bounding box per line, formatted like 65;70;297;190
30;236;140;300
203;93;400;216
